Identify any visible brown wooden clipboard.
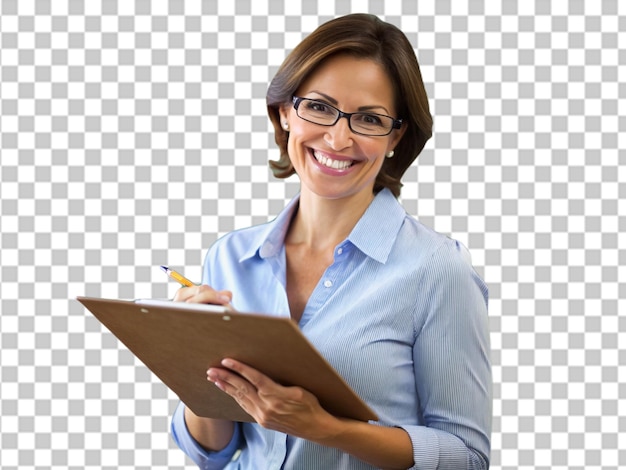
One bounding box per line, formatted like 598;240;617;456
77;296;378;423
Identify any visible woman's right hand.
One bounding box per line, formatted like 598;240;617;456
173;284;233;307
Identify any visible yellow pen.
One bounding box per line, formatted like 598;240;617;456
160;265;195;287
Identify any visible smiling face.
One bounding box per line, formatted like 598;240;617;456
279;54;405;203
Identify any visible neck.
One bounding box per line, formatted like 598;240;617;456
286;190;375;251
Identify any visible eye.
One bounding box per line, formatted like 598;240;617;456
305;100;333;114
355;113;384;125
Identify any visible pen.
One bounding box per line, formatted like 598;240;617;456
160;265;195;287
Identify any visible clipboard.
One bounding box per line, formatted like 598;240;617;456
77;296;378;423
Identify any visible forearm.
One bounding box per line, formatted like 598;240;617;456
183;406;236;452
316;418;414;470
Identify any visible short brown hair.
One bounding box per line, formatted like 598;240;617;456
266;13;432;198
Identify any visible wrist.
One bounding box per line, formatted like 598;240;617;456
312;414;354;448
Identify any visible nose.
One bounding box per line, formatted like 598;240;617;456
324;115;353;150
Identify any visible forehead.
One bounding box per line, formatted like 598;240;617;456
296;54;396;111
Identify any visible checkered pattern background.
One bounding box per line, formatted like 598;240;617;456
0;0;624;468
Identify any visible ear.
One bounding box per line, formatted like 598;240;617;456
387;123;407;154
278;105;290;125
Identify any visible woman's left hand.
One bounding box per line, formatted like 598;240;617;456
207;358;337;442
209;358;416;469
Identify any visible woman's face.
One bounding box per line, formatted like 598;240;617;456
279;54;405;202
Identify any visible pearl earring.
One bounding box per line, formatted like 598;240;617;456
283;122;289;130
385;150;395;158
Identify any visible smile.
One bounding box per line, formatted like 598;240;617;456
312;150;354;170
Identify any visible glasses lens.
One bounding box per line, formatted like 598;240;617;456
295;98;394;136
350;113;394;136
297;99;338;125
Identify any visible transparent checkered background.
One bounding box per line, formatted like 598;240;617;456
1;0;624;468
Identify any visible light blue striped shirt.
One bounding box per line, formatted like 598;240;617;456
171;188;491;469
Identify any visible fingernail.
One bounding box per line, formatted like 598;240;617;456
219;295;231;304
221;358;234;368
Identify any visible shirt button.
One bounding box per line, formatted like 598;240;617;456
337;248;343;255
324;280;333;288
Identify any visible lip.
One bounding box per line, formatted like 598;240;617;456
309;148;357;175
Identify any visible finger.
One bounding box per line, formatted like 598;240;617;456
220;358;272;391
207;367;259;412
172;285;199;302
174;285;232;305
191;285;233;305
208;367;254;393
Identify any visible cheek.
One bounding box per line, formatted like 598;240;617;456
285;132;306;172
287;118;309;138
285;122;313;155
365;143;390;165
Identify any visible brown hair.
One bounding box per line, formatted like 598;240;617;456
266;13;432;198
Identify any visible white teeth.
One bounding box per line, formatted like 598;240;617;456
313;150;353;170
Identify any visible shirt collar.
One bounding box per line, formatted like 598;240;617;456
346;188;406;264
239;194;300;262
239;188;405;264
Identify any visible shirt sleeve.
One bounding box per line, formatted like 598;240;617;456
401;239;492;470
170;401;243;469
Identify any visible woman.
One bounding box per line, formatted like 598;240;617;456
171;13;491;470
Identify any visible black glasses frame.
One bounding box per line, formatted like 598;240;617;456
292;96;403;137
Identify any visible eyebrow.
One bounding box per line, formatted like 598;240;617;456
308;91;391;115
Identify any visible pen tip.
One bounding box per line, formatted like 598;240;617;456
160;265;168;272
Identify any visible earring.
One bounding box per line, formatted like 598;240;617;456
283;121;289;131
385;150;395;158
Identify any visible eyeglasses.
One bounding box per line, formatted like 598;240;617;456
292;96;402;137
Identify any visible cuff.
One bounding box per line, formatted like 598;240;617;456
171;402;242;469
399;424;469;470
